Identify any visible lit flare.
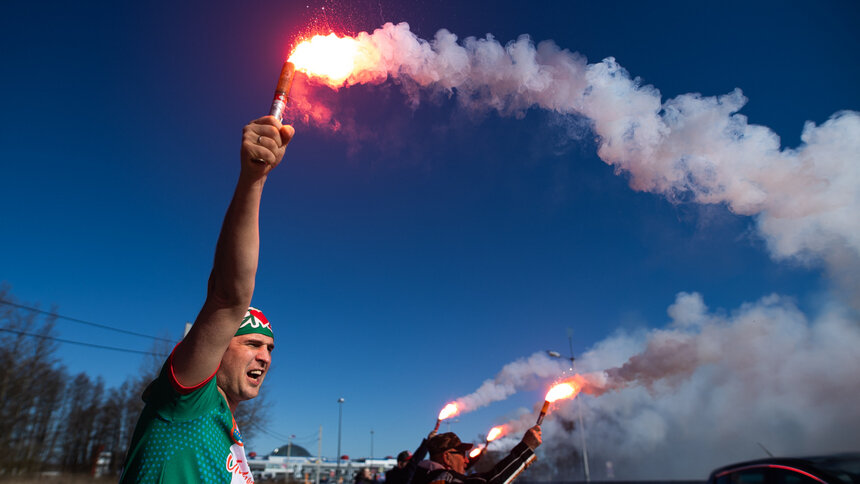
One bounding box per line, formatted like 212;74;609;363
469;444;485;459
536;382;578;425
434;403;459;432
486;426;504;442
546;382;576;402
288;33;361;87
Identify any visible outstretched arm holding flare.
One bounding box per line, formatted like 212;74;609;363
120;116;295;483
171;116;294;410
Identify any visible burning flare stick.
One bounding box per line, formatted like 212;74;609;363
469;425;505;459
268;61;296;122
469;444;485;459
288;33;360;87
434;403;459;432
536;382;577;425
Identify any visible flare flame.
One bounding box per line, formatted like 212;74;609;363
545;382;577;402
469;444;485;459
438;403;459;420
288;33;361;87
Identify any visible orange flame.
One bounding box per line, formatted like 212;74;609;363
545;382;577;402
486;426;504;442
469;444;485;459
438;403;459;420
288;33;361;87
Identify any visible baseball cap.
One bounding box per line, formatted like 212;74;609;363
429;433;472;456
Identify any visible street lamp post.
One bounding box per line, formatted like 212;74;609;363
567;329;591;483
316;426;323;484
287;435;294;477
370;429;375;476
546;328;591;482
337;398;345;480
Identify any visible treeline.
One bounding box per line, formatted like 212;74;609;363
0;285;268;478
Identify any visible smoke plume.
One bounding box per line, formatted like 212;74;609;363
289;23;860;476
292;22;860;304
475;292;860;479
452;351;567;414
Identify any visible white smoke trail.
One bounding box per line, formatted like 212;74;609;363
289;22;860;478
293;22;860;304
452;351;567;414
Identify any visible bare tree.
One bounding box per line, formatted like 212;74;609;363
0;285;273;477
0;284;65;476
234;390;271;441
59;372;105;473
110;337;173;474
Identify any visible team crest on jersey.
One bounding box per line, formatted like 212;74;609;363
230;418;244;445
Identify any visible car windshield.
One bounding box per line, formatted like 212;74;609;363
808;455;860;484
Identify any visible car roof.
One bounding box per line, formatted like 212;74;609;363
708;453;860;484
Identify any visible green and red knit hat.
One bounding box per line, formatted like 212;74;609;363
235;307;274;339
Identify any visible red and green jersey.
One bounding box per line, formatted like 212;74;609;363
120;353;254;484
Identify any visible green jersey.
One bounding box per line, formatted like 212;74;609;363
120;355;254;483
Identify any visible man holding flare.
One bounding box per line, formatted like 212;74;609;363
413;379;584;484
409;402;540;484
120;111;295;483
415;427;541;484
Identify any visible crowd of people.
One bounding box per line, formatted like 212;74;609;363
370;426;542;484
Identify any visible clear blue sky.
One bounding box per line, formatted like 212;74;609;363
2;0;858;469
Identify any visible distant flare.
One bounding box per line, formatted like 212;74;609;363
438;403;459;420
469;444;485;459
434;402;459;431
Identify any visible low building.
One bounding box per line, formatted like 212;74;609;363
248;443;397;483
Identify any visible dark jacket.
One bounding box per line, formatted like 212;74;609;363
414;442;536;484
393;438;430;484
386;465;411;484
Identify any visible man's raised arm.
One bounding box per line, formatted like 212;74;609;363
171;116;294;388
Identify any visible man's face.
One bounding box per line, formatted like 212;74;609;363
216;333;274;409
443;449;467;474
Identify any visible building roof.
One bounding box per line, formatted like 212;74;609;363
270;443;312;457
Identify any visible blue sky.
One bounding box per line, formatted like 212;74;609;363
2;0;858;476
